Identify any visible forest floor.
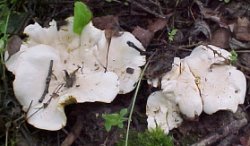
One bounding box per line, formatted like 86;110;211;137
0;0;250;146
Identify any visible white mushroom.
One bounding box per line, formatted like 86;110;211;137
146;91;183;134
162;57;203;118
184;45;246;114
6;44;119;130
5;17;145;130
107;32;146;93
161;45;246;117
147;45;246;133
80;22;146;94
23;20;58;46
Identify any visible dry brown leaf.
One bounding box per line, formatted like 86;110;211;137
132;26;154;48
234;17;250;42
189;20;211;41
92;15;119;31
6;35;22;60
210;28;231;49
92;15;121;38
132;18;167;47
148;18;167;33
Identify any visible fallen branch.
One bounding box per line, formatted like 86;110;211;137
126;0;166;18
191;109;248;146
61;115;84;146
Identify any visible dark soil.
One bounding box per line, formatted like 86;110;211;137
1;0;250;146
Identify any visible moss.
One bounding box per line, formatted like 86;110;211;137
117;128;174;146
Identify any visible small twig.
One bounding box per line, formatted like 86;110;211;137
235;50;250;53
39;60;54;103
127;41;152;55
27;83;64;119
104;35;112;72
148;0;164;15
61;116;84;146
26;107;42;120
236;63;250;80
43;83;64;108
244;104;250;110
26;100;33;115
205;45;230;65
237;62;250;72
5;126;9;146
127;0;166;18
191;117;248;146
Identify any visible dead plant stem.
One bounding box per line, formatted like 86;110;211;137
125;61;150;146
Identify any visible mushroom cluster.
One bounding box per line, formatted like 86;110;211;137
146;45;246;133
5;17;145;130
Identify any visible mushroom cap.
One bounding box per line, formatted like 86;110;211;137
5;17;145;130
23;20;58;46
146;91;183;134
80;22;146;94
161;45;246;118
185;45;246;114
7;44;119;130
107;32;146;93
162;57;203;118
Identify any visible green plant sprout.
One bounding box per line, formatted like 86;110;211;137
229;50;238;64
0;2;11;98
117;127;174;146
73;1;92;35
168;28;177;42
102;108;128;132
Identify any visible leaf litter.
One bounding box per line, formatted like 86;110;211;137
1;0;250;145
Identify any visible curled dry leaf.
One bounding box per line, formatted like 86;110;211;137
132;18;167;47
195;1;226;27
5;35;22;61
210;28;231;49
229;38;250;49
234;17;250;42
189;20;211;41
132;26;153;48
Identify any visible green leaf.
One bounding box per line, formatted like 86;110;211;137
104;122;112;132
0;39;4;49
118;123;124;128
11;0;17;4
102;108;128;132
73;1;92;35
229;50;238;64
168;28;178;42
120;108;128;116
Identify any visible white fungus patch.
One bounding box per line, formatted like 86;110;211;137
146;45;246;133
5;18;145;130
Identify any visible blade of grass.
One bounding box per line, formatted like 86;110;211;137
125;60;150;146
1;11;10;102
